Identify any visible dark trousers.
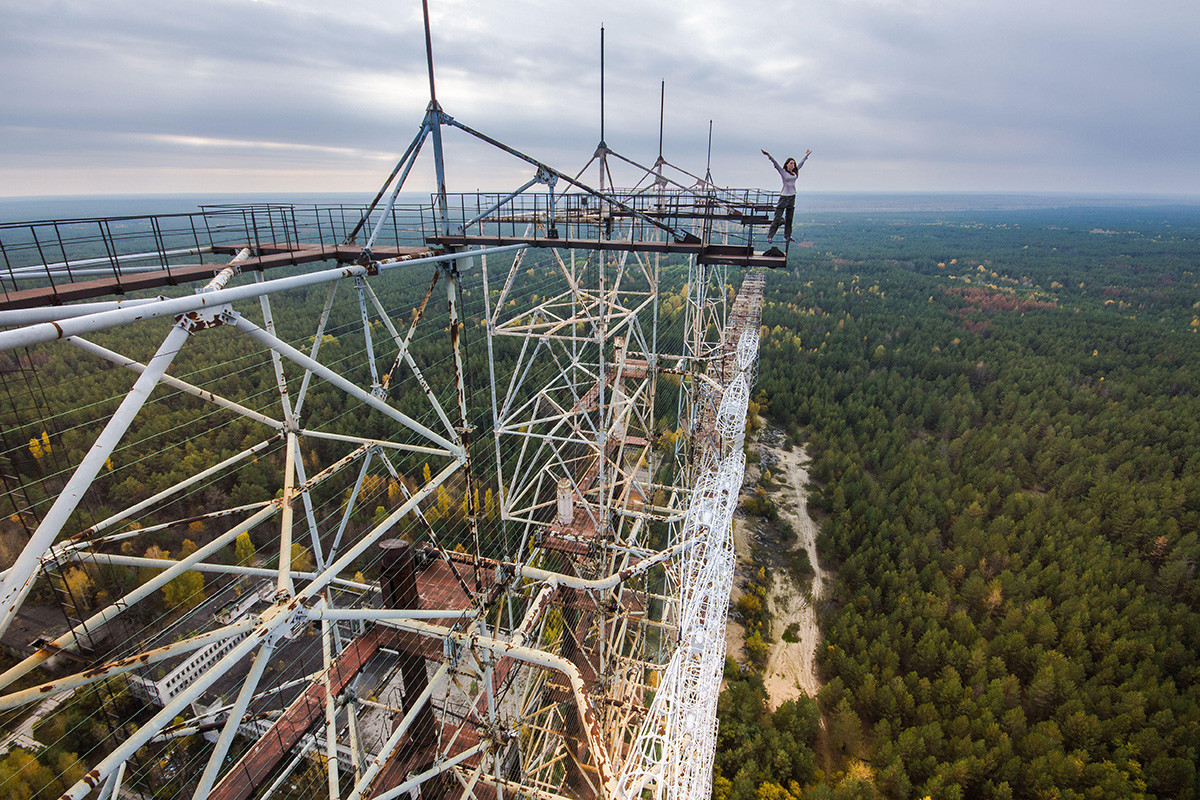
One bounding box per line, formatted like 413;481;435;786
768;195;795;240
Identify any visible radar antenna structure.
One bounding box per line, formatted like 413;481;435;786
0;7;771;800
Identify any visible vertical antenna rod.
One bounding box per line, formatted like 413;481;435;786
600;25;606;146
422;0;449;234
658;81;665;160
598;25;607;193
705;120;714;185
422;0;439;108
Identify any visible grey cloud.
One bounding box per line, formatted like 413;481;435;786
0;0;1197;196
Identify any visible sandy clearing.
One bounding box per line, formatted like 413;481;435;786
762;443;826;708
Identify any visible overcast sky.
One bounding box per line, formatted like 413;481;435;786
1;0;1197;198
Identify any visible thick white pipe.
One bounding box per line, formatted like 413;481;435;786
515;533;702;591
384;617;617;797
314;608;474;622
0;297;165;326
66;552;320;582
321;614;340;800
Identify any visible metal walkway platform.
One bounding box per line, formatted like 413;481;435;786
0;244;432;311
429;233;785;268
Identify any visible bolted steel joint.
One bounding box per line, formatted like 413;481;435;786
443;636;461;666
175;303;234;332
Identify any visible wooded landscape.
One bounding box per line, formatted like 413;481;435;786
3;201;1199;798
715;204;1200;799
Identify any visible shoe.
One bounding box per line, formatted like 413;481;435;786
766;237;775;245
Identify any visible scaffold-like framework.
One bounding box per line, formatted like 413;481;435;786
0;7;773;800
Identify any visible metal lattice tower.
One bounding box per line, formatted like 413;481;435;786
0;10;773;800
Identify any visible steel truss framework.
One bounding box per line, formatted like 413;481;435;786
0;10;772;800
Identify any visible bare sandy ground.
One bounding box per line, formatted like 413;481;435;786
762;443;826;708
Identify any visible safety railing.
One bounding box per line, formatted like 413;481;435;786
0;203;430;307
1;187;782;308
428;187;782;251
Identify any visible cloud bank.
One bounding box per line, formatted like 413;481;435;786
1;0;1196;196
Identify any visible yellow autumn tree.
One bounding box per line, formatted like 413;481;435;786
291;543;315;573
436;486;452;518
142;544;169;571
163;570;204;611
61;567;94;614
28;430;51;461
235;532;256;564
159;541;205;611
361;474;385;502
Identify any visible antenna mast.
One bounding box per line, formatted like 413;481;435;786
704;119;714;186
599;25;607;192
658;81;665;160
423;0;449;234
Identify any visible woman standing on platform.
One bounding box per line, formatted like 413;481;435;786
762;148;810;249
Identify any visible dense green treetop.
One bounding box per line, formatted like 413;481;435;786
719;204;1200;800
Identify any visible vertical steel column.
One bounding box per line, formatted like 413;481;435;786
277;430;298;597
372;539;440;792
481;252;509;564
322;610;341;799
423;0;450;236
446;263;482;587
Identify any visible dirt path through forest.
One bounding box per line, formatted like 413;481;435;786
762;443;826;708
